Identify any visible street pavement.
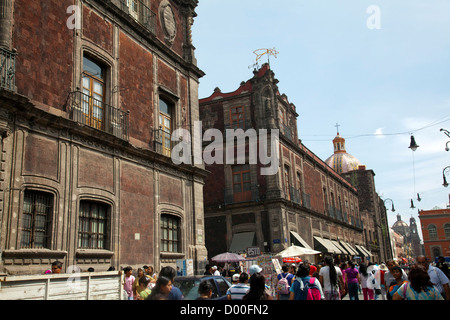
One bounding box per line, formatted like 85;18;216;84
341;289;365;300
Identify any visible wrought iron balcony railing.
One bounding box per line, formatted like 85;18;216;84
67;91;129;141
289;186;301;205
0;47;17;91
152;126;193;159
302;192;311;209
153;128;172;157
120;0;156;34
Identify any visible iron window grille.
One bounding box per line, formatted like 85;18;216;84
161;215;180;253
78;201;109;250
21;190;53;249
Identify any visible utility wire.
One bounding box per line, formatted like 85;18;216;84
301;116;450;141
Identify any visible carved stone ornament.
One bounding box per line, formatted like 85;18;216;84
159;0;177;46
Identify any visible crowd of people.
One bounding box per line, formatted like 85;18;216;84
117;254;449;301
224;254;449;301
45;254;449;301
269;255;449;301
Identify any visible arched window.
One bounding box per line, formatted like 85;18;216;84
21;190;54;249
161;214;180;253
432;247;442;259
428;224;438;240
82;55;106;130
445;223;450;240
78;201;109;249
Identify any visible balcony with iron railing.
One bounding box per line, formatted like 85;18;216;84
289;186;301;205
152;125;193;159
66;91;129;141
153;128;172;157
120;0;156;34
302;192;311;209
0;47;17;91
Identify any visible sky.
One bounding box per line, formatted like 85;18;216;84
191;0;450;241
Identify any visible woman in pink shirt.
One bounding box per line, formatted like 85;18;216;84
345;261;361;300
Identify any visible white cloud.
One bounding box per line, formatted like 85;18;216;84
374;128;385;138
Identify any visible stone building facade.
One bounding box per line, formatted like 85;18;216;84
342;168;393;263
199;64;373;263
0;0;208;275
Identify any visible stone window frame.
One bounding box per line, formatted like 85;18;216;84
157;89;179;157
160;213;181;253
80;49;114;108
82;54;107;130
428;224;438;240
229;105;245;130
444;223;450;240
19;189;55;250
231;164;251;203
77;200;111;250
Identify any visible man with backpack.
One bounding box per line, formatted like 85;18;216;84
276;265;295;300
289;263;324;300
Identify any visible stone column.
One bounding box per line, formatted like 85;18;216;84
0;0;12;49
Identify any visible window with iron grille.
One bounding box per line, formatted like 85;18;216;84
78;201;109;250
21;190;53;249
161;215;180;253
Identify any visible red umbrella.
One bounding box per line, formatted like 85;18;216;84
282;257;302;264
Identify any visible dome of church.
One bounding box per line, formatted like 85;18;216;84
392;219;409;228
325;133;363;174
392;214;409;230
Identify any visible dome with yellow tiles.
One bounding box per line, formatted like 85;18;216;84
325;133;363;174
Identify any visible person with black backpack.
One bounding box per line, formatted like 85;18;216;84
289;263;324;300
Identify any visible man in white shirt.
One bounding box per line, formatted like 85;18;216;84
227;272;250;300
212;266;221;276
416;255;450;300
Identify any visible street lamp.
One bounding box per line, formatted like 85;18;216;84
443;166;450;188
384;198;395;212
441;129;450;152
408;135;419;151
408;134;419;209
